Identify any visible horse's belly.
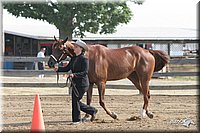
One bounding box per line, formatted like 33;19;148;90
107;69;134;81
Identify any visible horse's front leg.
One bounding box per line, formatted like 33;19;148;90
97;82;118;120
83;83;94;120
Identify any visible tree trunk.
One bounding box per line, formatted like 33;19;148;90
58;16;74;40
59;29;72;40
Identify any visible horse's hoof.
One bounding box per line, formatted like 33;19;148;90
147;112;154;119
111;112;118;119
84;113;90;118
82;113;90;121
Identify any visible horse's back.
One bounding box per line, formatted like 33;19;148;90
88;45;154;65
87;45;154;81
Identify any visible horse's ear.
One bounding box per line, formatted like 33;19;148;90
54;36;58;41
63;37;68;43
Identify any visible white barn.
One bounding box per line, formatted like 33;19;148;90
81;27;198;57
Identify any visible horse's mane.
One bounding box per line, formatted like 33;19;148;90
64;41;75;49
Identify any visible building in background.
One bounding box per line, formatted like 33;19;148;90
4;31;55;69
4;30;55;57
82;27;198;57
3;27;198;69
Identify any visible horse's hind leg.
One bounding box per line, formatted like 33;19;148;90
140;80;153;118
127;72;142;94
97;82;118;119
128;72;153;118
138;72;154;119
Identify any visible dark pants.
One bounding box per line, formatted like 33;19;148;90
72;86;96;122
38;62;44;70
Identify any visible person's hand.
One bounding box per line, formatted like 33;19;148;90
62;74;74;80
63;74;69;79
63;61;69;67
69;74;74;78
54;67;58;72
54;63;58;71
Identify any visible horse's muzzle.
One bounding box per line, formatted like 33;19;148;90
48;58;56;68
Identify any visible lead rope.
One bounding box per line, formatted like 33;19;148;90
56;72;79;97
56;71;68;88
67;77;79;98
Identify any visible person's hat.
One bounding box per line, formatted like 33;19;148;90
72;39;88;51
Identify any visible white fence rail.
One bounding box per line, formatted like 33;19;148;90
2;56;199;77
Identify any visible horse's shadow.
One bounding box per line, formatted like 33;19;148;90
94;116;142;123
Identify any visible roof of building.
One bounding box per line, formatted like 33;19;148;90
82;27;198;40
4;27;198;41
4;30;57;40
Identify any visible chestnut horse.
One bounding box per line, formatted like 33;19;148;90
48;36;169;120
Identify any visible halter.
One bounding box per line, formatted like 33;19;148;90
51;56;79;97
50;52;66;64
50;50;79;97
50;51;68;88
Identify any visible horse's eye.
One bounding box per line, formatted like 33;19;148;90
59;44;63;49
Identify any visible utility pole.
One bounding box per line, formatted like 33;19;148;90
0;1;4;63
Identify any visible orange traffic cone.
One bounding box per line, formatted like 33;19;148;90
31;94;45;132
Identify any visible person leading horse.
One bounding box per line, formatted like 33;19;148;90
48;37;169;120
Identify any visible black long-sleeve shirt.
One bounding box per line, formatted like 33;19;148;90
57;53;89;88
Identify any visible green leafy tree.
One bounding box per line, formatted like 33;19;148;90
3;0;144;39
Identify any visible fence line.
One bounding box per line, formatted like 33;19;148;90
3;56;198;64
2;70;199;77
3;56;50;62
2;56;199;77
2;56;199;91
2;82;199;90
2;56;198;65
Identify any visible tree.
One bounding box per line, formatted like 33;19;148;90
3;0;144;39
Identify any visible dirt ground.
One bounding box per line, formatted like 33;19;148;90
1;94;199;132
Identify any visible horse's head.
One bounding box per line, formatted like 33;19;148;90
48;36;75;68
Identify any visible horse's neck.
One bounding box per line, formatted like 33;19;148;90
85;51;89;59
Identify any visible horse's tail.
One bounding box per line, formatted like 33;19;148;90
149;50;170;72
